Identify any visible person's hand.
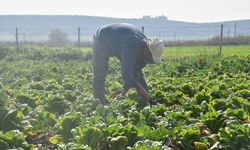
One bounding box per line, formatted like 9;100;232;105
136;85;152;103
111;90;121;98
115;93;125;100
144;93;153;103
114;88;128;100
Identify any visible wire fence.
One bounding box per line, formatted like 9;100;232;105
0;27;96;43
0;24;250;49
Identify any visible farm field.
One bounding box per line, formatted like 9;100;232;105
0;45;249;150
163;45;250;59
84;45;250;59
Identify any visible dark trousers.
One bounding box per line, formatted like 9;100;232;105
92;38;149;103
92;38;110;103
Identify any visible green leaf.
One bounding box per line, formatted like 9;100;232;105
49;136;62;145
235;109;248;120
74;126;103;148
194;142;208;150
110;136;128;150
0;140;9;149
0;109;19;132
0;130;31;149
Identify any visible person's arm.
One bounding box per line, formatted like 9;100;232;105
119;79;150;101
134;67;149;93
120;38;150;100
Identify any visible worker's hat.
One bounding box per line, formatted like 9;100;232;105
148;37;164;64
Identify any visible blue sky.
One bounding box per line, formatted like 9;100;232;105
0;0;250;22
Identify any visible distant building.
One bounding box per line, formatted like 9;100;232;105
155;16;168;20
142;15;152;19
142;15;168;20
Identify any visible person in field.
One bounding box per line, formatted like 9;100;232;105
92;23;164;104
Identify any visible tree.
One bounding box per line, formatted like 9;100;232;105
48;29;69;47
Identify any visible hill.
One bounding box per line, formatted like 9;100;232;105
0;15;250;41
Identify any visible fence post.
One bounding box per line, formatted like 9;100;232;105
234;23;238;39
16;28;19;50
78;27;80;48
141;26;144;33
219;24;223;57
23;34;26;44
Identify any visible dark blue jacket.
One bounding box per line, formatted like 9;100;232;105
95;23;149;88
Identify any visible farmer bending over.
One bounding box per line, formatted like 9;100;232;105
92;23;164;104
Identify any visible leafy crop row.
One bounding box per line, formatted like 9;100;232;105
0;46;249;149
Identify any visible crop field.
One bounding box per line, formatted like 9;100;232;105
163;45;250;59
0;45;249;150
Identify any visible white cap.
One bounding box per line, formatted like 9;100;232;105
148;37;164;64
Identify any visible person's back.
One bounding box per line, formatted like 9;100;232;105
95;23;148;58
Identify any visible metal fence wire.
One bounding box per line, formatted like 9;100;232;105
0;24;250;48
